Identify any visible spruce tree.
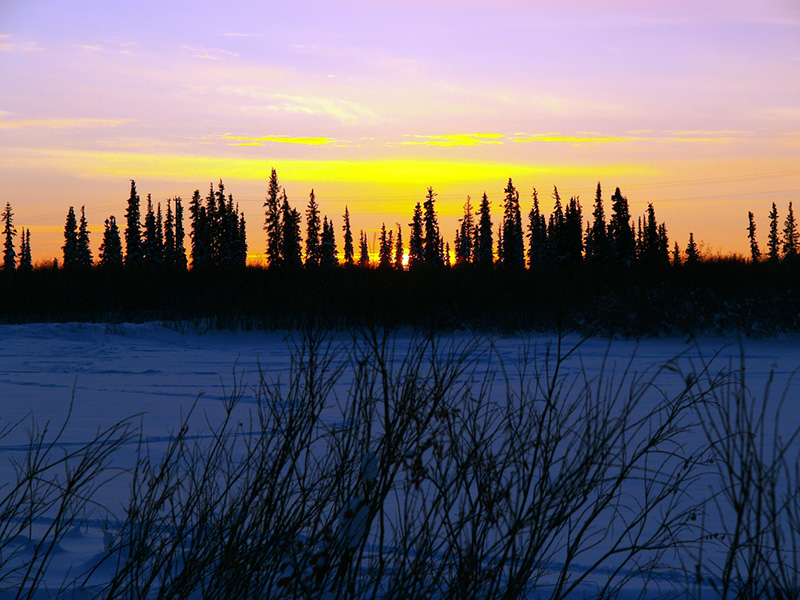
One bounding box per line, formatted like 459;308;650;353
474;192;493;267
408;202;424;268
164;199;176;267
455;196;474;265
783;201;798;259
2;203;16;272
586;182;607;265
189;189;210;269
77;206;93;268
320;216;338;267
527;188;547;268
237;211;248;267
155;202;164;263
174;197;187;269
563;196;583;265
657;223;670;265
501;178;524;268
547;187;566;264
18;228;32;272
62;206;79;269
264;169;282;267
394;225;404;269
358;230;370;266
422;187;441;267
124;180;142;267
608;187;635;266
305;189;321;266
768;202;780;262
685;233;699;265
142;195;158;266
747;211;761;262
279;191;302;267
378;223;392;268
342;206;354;265
99;216;124;269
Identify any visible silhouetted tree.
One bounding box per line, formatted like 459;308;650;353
319;216;338;267
547;187;566;264
474;192;493;267
657;223;670;265
608;187;635;266
77;206;93;268
2;202;16;272
174;197;187;269
563;196;583;265
672;241;682;266
501;178;524;268
99;216;123;269
527;188;547;268
394;225;404;269
455;196;475;265
18;228;31;272
280;191;302;267
408;202;424;269
747;211;761;262
164;199;176;267
264;169;282;268
783;201;798;259
639;203;663;266
124;180;142;267
768;202;780;262
585;182;607;265
423;187;441;267
62;206;79;269
189;189;211;269
358;230;370;267
685;233;699;265
305;189;321;266
342;206;354;266
378;223;392;268
142;195;160;266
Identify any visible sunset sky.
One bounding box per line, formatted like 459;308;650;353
2;0;799;262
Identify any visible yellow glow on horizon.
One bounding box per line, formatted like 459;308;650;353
223;135;332;146
401;133;505;146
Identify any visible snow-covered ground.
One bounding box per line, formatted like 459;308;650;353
1;323;799;598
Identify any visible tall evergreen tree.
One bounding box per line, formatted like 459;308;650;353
264;169;282;268
174;197;187;269
142;194;159;266
164;199;176;267
378;223;392;268
189;189;210;269
657;223;670;265
527;188;547;268
77;206;93;268
62;206;79;269
455;196;475;265
672;241;682;266
358;230;370;266
747;211;761;262
18;228;31;272
783;201;798;259
99;216;123;269
394;225;404;269
685;233;699;265
422;187;441;267
501;178;524;268
124;180;142;267
2;202;16;272
768;202;780;262
280;191;302;267
563;196;583;265
342;206;354;265
408;202;424;269
608;187;636;266
474;192;493;267
319;216;338;267
547;187;566;264
586;182;607;265
237;211;248;267
305;189;321;266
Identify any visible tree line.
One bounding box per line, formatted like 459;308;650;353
3;167;796;274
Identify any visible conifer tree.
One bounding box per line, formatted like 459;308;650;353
685;233;699;265
280;191;302;267
2;202;16;272
672;241;682;266
164;199;176;267
586;182;607;265
563;196;583;265
501;178;524;268
124;180;142;267
768;202;780;262
99;216;123;269
174;197;187;269
608;187;636;266
305;189;321;266
189;189;210;269
142;195;159;266
18;228;31;272
657;223;670;265
378;223;392;268
547;187;566;264
455;196;474;265
474;192;493;267
394;225;404;269
237;211;248;267
496;224;504;265
527;188;547;268
320;216;338;267
422;187;441;267
264;169;282;267
358;230;370;266
408;202;424;268
155;203;164;263
77;206;93;268
747;211;761;262
783;201;798;259
342;206;354;265
62;206;79;269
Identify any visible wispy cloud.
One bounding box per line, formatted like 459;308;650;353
400;134;504;147
0;35;43;53
224;135;333;146
178;44;239;60
513;131;743;144
224;33;263;38
238;94;379;126
0;118;130;129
